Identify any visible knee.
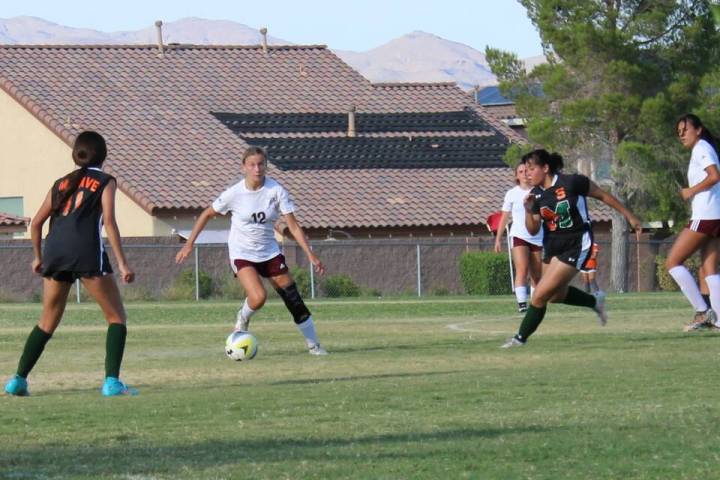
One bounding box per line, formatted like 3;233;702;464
106;311;127;325
247;291;266;310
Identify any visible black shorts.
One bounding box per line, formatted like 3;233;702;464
42;252;114;283
543;231;593;270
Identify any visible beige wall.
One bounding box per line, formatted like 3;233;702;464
0;90;73;235
0;90;161;238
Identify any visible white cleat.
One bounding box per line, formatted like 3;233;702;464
684;309;716;332
234;310;250;332
308;344;329;356
593;290;607;326
501;336;525;349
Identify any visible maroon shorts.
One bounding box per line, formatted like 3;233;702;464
512;237;543;252
687;219;720;238
232;254;289;278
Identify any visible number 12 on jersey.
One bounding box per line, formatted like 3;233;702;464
251;212;267;224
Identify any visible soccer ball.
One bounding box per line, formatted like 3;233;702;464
225;331;258;361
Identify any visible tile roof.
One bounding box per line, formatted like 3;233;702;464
0;211;29;227
0;44;610;229
485;104;519;121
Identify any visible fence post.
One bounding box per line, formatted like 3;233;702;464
309;262;315;299
75;278;81;304
194;245;200;302
416;244;422;297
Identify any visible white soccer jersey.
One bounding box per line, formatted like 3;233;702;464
212;176;295;262
502;185;543;246
688;139;720;220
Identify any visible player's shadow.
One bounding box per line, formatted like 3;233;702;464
268;369;471;386
1;424;557;478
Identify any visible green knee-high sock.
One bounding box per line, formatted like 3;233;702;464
562;286;597;309
517;305;547;342
17;326;53;378
105;323;127;379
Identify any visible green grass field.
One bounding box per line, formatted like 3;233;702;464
1;293;719;479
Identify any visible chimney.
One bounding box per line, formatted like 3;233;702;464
347;106;356;138
260;27;268;53
155;20;164;57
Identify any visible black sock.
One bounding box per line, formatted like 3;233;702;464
563;286;597;309
517;304;547;342
105;323;127;379
16;326;53;378
702;294;711;309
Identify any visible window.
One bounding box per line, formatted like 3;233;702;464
0;197;24;217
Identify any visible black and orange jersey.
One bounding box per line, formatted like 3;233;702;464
530;173;592;238
42;167;115;275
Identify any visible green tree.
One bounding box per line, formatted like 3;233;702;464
487;0;720;292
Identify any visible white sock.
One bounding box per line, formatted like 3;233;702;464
704;275;720;315
234;299;256;330
668;266;707;311
515;285;528;304
297;316;320;348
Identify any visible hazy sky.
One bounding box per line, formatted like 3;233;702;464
2;0;544;57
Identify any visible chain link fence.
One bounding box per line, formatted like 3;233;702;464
0;236;695;302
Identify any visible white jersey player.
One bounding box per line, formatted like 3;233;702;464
494;160;544;312
666;114;720;331
176;146;328;355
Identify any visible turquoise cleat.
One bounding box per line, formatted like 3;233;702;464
4;375;29;396
101;377;138;397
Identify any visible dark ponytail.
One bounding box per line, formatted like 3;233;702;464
51;131;107;216
524;148;564;174
676;113;718;155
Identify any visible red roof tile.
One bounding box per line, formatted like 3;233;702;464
0;211;29;227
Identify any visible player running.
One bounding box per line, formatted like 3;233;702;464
175;146;328;355
665;114;720;331
4;131;137;396
580;242;601;294
494;159;544;312
502;149;641;348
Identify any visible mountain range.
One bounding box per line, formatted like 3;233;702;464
0;16;544;89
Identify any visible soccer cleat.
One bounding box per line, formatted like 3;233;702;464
4;375;29;397
683;310;716;332
518;302;528;313
501;336;525;349
308;344;328;356
101;377;138;397
593;290;607;326
235;310;250;332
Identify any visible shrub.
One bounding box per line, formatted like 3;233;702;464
216;275;245;300
322;274;360;297
432;287;450;297
655;254;701;292
120;285;156;302
459;252;512;295
291;265;312;298
362;287;383;297
165;268;213;300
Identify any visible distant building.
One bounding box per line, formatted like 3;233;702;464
0;39;611;240
472;86;526;139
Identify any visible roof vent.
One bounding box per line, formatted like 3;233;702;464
347;106;357;138
155;20;165;57
260;27;268;53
